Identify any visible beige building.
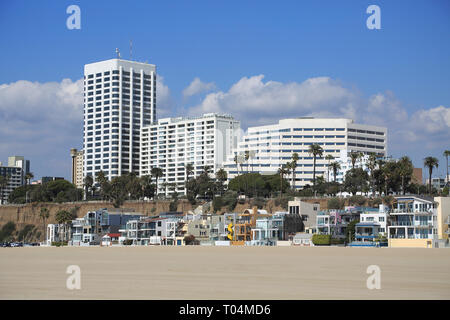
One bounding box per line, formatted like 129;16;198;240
70;148;84;189
435;197;450;240
287;198;320;233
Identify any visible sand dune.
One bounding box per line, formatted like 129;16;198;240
1;246;449;300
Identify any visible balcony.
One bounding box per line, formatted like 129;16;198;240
355;233;376;239
389;222;413;226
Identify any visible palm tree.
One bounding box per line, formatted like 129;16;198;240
151;167;164;198
185;163;194;181
39;207;50;240
325;154;334;182
233;154;241;176
277;164;288;200
444;150;450;185
350;152;360;169
291;153;299;190
308;144;323;193
95;171;109;200
0;174;10;205
244;150;250;173
83;175;93;200
55;209;72;242
184;163;194;195
398;156;413;195
215;168;228;196
329;161;341;183
25;172;34;186
202;165;212;176
367;153;378;196
424;157;439;195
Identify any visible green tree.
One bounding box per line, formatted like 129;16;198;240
308;144;324;193
0;174;10;205
0;221;16;242
233;155;241;176
344;168;369;196
367;153;378;196
140;175;155;200
24;172;34;186
325;154;334;182
327;197;345;210
398;156;413;195
290;152;300;189
424;156;439;195
95;171;110;200
39;207;50;239
151;167;164;199
349;152;360;169
184;163;194;196
277;164;289;200
84;175;93;200
215;168;228;196
346;219;359;243
109;176;128;208
329;161;341;183
55;209;75;242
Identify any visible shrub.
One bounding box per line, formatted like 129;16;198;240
184;235;199;245
370;198;383;208
222;190;238;211
122;239;133;246
348;195;367;206
51;241;68;247
251;197;265;209
0;221;17;242
212;197;224;213
327;198;345;210
312;234;331;245
330;237;345;245
169;200;178;212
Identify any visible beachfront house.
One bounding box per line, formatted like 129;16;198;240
388;196;438;248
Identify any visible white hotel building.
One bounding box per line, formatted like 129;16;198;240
223;117;387;189
140;113;240;196
83;58;156;182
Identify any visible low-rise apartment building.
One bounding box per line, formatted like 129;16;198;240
388;196;437;248
223;117;387;189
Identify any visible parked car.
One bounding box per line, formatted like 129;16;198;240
11;242;23;247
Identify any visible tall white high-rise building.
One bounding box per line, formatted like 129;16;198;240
83;58;156;181
223;117;387;189
140;113;241;196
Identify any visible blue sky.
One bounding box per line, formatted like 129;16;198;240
0;0;449;181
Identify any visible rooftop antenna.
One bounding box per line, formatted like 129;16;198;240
115;48;121;59
130;40;133;61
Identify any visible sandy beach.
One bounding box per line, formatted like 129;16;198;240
1;246;449;300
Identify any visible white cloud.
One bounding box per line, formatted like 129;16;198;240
1;74;448;179
0;75;175;179
0;78;84;179
155;75;175;118
188;75;361;123
186;74;449;168
182;77;216;98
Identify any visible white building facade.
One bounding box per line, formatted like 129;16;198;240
223;118;387;189
0;156;30;204
83;58;156;182
140;113;241;196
